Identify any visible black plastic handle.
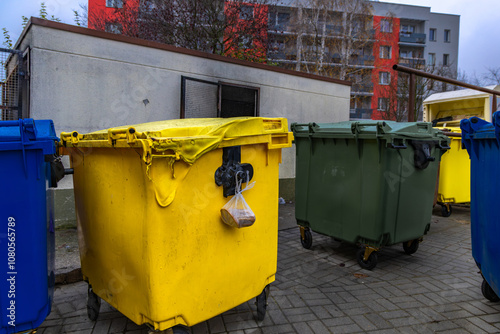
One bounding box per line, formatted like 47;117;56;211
390;143;407;149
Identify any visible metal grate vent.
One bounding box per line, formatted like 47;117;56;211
183;77;218;118
0;48;22;120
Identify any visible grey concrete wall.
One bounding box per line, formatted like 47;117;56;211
18;21;351;216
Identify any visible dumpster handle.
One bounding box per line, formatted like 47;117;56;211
351;122;389;135
438;141;451;150
290;122;318;134
389;142;407;149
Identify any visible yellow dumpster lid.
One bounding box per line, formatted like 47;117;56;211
61;117;292;165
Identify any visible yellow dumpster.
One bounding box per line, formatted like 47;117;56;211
60;117;292;332
436;127;470;217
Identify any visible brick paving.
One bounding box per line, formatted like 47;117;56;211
37;205;500;333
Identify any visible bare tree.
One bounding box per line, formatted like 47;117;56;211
89;0;271;62
482;67;500;86
279;0;373;80
74;3;89;27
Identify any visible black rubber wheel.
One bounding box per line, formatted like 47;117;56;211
441;204;452;217
403;239;420;255
300;228;312;249
482;279;500;302
356;248;378;270
172;325;191;334
87;286;101;321
255;285;269;321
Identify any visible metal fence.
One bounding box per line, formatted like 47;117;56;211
0;48;23;120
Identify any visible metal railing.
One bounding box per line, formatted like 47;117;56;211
393;64;500;122
399;57;425;67
349;108;373;119
0;48;23;120
399;33;426;44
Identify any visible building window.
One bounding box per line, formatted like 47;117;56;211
443;54;450;66
379;72;391;85
106;0;123;8
105;22;122;34
429;28;436;41
180;76;259;118
428;53;436;66
269;12;290;30
378;98;389;111
239;35;253;49
240;5;254;20
380;19;392;33
400;50;412;58
444;29;451;42
400;24;414;36
379;46;391;59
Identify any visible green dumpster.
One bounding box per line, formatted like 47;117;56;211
292;121;450;270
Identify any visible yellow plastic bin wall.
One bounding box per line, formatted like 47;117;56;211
437;127;470;204
60;118;292;330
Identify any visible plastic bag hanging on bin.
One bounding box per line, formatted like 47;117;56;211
220;174;256;228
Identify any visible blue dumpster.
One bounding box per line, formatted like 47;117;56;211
0;119;60;333
461;111;500;302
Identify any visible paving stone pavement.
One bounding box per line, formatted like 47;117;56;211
37;205;500;333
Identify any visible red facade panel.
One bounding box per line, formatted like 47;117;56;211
371;16;400;120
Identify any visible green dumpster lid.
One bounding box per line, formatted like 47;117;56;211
292;120;449;141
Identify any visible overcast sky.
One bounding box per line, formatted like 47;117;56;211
0;0;498;78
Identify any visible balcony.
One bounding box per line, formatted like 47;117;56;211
351;83;374;92
399;57;426;67
267;50;286;60
399;33;426;44
350;108;373;119
268;23;290;33
325;24;343;35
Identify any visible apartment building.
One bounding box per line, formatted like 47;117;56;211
267;1;460;120
87;0;460;120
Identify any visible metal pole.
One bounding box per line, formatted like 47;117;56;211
393;64;500;97
408;73;415;122
493;95;498;114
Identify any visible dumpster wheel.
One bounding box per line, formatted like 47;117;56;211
356;247;378;270
255;284;270;321
481;279;500;302
87;286;101;321
403;238;420;255
440;203;452;217
171;325;191;334
300;226;313;249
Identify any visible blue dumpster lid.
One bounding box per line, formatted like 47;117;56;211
460;111;500;158
460;112;500;141
0;119;58;154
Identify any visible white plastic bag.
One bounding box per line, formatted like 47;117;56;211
220;176;256;228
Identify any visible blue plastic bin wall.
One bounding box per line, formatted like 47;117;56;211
0;119;59;333
461;112;500;301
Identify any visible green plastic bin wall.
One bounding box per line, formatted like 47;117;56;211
293;121;449;249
